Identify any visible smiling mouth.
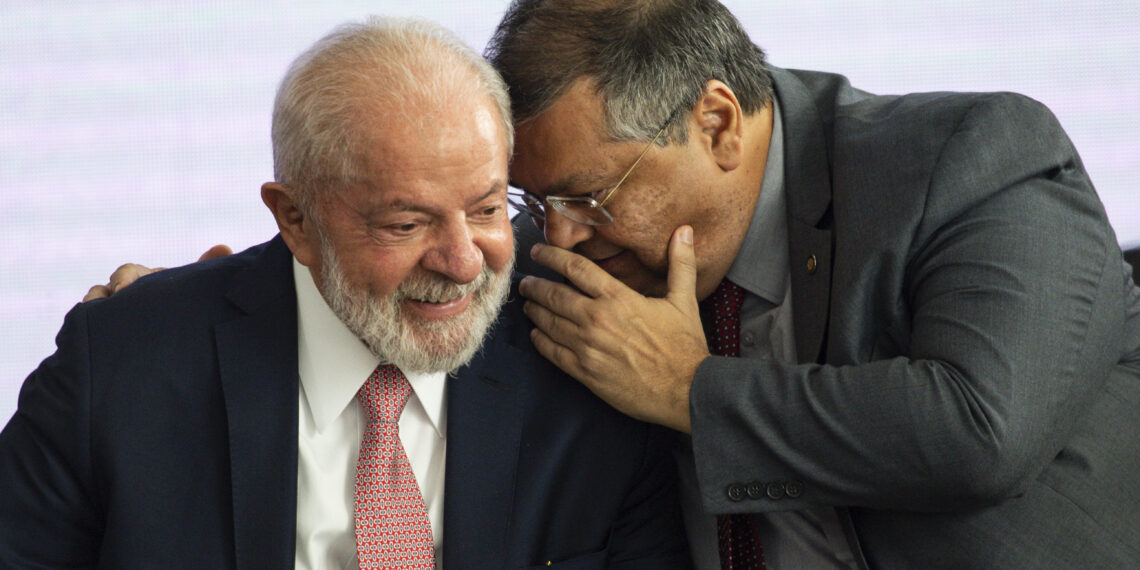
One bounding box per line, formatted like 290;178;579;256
404;294;473;320
409;293;464;303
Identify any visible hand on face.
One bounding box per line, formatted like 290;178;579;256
81;244;233;301
518;225;708;433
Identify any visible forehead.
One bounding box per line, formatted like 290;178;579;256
511;80;622;196
367;94;506;171
338;97;508;209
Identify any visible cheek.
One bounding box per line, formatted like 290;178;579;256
610;204;672;264
479;219;517;273
335;247;416;300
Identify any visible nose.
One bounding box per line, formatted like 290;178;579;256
542;207;595;250
421;222;484;284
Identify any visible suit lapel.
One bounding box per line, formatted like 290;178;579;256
771;67;874;570
770;67;835;364
441;331;526;565
216;237;300;569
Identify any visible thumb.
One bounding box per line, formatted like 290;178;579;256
666;225;699;310
198;244;234;262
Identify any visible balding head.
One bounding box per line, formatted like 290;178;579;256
272;17;513;216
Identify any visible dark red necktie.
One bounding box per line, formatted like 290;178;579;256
354;364;435;569
702;279;765;569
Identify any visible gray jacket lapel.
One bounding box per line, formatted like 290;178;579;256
771;67;835;364
771;66;876;570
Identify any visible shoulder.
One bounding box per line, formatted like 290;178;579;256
73;237;289;355
838;90;1059;150
510;215;559;279
777;64;1064;151
817;84;1084;222
485;276;655;439
83;238;282;319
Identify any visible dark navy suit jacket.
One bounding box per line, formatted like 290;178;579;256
0;236;690;569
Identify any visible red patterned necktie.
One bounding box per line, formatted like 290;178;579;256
354;364;435;569
702;279;765;569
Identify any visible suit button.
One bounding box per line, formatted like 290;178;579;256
766;482;786;500
746;481;764;499
727;483;747;502
785;480;804;499
806;254;818;275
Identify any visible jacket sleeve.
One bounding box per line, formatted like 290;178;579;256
0;302;103;567
690;93;1131;514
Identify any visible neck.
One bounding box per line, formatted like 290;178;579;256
693;104;774;301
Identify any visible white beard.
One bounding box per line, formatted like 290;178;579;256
318;238;513;374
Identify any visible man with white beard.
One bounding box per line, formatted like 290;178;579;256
0;17;689;569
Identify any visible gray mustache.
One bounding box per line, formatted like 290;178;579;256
393;266;493;304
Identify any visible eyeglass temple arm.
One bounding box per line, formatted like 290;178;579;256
597;125;669;208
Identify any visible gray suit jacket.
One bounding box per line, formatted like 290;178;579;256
518;67;1140;568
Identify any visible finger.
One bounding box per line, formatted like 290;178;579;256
528;326;586;383
198;244;233;262
529;243;627;299
666;225;699;311
83;285;111;302
107;263;161;293
523;299;582;348
518;275;592;324
107;264;144;293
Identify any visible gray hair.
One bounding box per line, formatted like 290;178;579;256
485;0;773;145
272;16;513;216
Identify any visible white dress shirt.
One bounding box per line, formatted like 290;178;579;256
291;259;448;569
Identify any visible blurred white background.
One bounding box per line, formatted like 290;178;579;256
3;0;1138;422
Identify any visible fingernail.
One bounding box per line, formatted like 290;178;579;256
530;243;542;257
681;226;693;244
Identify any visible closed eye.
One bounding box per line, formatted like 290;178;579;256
374;219;426;240
476;204;504;218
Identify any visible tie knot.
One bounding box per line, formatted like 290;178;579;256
701;278;746;357
703;278;746;316
357;364;412;425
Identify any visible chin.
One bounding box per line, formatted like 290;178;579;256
617;272;668;299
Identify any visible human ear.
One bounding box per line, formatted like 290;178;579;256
261;182;321;267
692;80;744;172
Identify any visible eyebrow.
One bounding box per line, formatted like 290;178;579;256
473;181;507;205
378;182;506;215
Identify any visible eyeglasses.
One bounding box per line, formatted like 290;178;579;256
508;117;672;227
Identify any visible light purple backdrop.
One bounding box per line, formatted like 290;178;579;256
3;1;1138;422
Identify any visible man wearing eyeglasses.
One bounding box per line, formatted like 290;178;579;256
494;0;1140;568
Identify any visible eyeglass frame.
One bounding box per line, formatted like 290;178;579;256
508;109;679;227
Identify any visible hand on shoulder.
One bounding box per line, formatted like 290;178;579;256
81;244;233;301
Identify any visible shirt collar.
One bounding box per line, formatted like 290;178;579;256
725;97;790;305
293;258;447;437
